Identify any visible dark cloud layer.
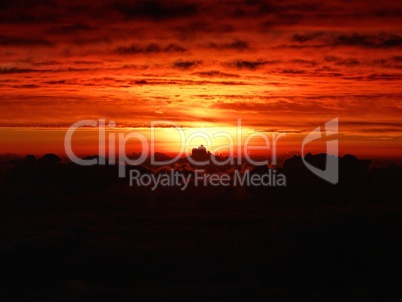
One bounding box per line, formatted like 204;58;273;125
292;32;402;48
0;35;54;46
192;70;240;78
172;60;202;70
113;0;200;20
224;59;272;70
0;67;35;74
1;0;402;152
116;43;186;55
209;40;250;50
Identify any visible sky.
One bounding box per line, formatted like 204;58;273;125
0;0;402;159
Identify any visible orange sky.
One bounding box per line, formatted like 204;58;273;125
0;0;402;159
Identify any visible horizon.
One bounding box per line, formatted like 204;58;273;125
2;123;401;160
2;150;402;168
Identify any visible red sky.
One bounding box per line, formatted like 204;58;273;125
0;0;402;159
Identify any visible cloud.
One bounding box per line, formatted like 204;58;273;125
209;39;250;50
115;43;186;55
342;121;402;128
12;84;41;89
172;21;236;35
367;73;402;81
0;35;54;47
32;60;62;66
172;60;202;70
334;33;402;48
192;70;240;78
324;56;339;62
113;0;200;20
0;67;35;74
224;59;274;70
164;43;186;53
73;60;103;65
292;32;323;43
1;0;402;147
145;43;161;53
291;32;402;48
51;23;94;34
335;58;360;66
291;59;317;66
44;80;67;85
281;69;305;74
115;44;143;55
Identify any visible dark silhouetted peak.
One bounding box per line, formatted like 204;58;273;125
152;152;172;162
283;153;337;171
304;153;328;170
342;153;358;161
250;165;269;175
6;158;23;165
387;163;402;170
282;155;304;170
191;145;209;161
82;155;108;164
340;154;371;174
1;153;23;164
38;153;61;164
22;154;36;165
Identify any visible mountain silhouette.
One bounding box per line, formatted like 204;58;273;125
1;152;402;301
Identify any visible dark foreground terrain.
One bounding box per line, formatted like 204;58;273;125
1;154;402;301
